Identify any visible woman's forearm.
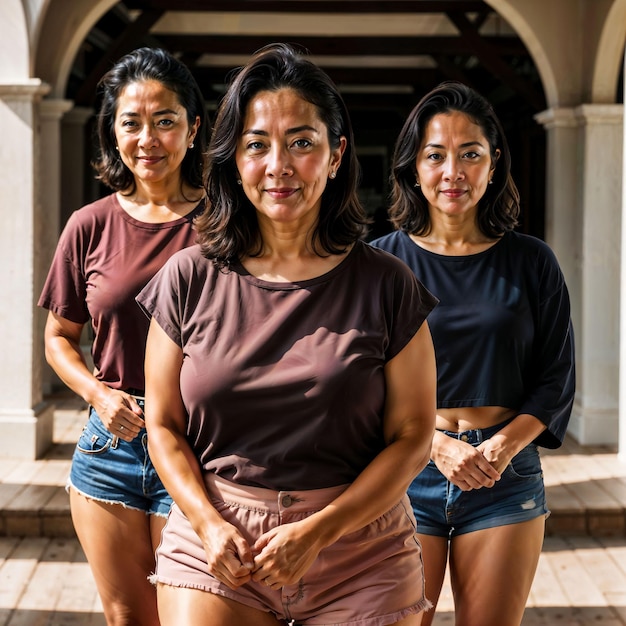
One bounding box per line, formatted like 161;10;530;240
303;429;431;550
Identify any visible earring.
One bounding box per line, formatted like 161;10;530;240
414;181;420;187
488;179;493;185
237;179;242;185
329;171;336;179
189;142;194;149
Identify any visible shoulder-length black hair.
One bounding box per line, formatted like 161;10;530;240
195;43;367;265
93;46;209;194
390;81;520;237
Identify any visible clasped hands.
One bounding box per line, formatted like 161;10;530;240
203;517;322;591
432;434;513;491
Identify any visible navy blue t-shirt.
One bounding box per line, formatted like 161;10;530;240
371;230;575;449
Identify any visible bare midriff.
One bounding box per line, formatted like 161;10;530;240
436;406;518;433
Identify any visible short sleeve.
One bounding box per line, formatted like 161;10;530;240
380;250;439;361
136;251;187;346
38;212;90;324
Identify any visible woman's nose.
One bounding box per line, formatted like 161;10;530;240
443;157;463;180
138;125;158;148
266;146;293;177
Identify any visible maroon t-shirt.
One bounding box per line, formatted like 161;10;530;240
137;241;438;490
38;193;205;391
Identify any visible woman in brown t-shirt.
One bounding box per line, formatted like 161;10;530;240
39;48;209;625
140;44;438;626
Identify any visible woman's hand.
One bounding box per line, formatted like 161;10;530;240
251;518;322;589
432;432;501;491
92;390;145;442
199;519;255;590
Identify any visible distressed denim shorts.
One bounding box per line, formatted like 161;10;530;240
67;402;172;517
409;420;549;537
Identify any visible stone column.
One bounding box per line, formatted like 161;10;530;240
0;80;54;459
618;52;626;463
61;106;94;227
576;104;623;445
536;105;624;445
535;107;583;439
39;99;74;395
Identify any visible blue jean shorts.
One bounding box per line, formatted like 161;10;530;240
68;402;172;517
409;420;549;537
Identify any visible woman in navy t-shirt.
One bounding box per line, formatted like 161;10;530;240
372;81;575;626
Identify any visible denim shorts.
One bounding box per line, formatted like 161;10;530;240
153;474;431;624
67;402;172;516
409;420;549;537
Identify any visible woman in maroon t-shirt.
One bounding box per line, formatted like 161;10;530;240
140;44;438;626
39;48;209;625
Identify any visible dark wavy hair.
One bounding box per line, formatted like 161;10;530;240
196;43;367;264
93;47;209;195
390;81;520;237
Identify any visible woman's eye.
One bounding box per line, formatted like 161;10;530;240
293;138;312;149
246;141;265;151
121;119;137;128
157;119;174;127
427;153;443;161
463;151;479;159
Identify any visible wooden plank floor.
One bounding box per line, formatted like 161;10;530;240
0;535;623;625
432;536;626;625
0;392;624;623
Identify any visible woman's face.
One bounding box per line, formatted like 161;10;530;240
415;110;499;222
235;88;345;231
114;79;199;188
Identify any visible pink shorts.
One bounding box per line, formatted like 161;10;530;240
153;474;431;625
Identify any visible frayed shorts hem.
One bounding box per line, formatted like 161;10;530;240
149;575;433;626
67;481;169;519
416;508;550;537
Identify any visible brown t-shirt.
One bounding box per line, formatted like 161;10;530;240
137;241;438;490
38;193;204;391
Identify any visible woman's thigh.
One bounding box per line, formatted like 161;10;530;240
70;490;163;625
416;534;448;626
157;585;287;626
449;516;545;626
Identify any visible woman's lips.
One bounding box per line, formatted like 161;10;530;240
266;188;298;199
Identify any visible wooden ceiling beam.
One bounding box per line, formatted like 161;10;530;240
445;11;545;110
191;65;442;88
156;34;527;57
124;0;491;14
74;9;166;105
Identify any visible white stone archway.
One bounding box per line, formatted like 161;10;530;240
487;0;625;448
2;0;624;456
592;0;626;103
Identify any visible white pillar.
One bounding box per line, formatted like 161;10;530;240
0;80;54;459
618;52;626;463
536;105;623;446
576;104;623;445
39;99;74;395
535;107;583;437
61;106;94;227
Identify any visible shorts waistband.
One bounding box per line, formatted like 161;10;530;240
124;387;145;399
437;416;515;445
204;473;348;514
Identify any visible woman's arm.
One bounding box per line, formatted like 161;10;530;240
143;318;255;589
251;321;437;586
43;311;144;439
